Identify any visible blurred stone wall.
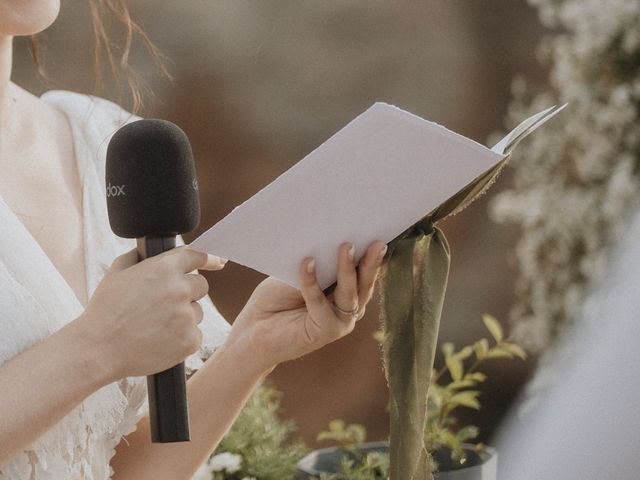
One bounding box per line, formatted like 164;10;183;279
12;0;546;448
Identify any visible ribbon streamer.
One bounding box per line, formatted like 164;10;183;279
378;156;509;480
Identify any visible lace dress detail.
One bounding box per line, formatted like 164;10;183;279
0;90;230;479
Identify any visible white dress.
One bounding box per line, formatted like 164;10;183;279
0;90;231;479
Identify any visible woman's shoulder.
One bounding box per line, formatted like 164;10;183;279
40;89;141;125
40;89;142;175
40;89;142;150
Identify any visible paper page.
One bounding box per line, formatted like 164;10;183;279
492;103;567;155
188;102;525;290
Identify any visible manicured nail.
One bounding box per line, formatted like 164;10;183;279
348;243;355;261
307;258;315;274
378;245;388;261
209;254;227;266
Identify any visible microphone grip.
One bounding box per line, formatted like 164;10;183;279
137;236;190;443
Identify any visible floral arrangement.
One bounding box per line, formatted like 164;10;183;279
490;0;640;353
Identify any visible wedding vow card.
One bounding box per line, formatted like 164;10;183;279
187;102;565;290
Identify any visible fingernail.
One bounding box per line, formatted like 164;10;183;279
209;254;228;266
378;245;388;261
307;258;315;274
348;243;355;261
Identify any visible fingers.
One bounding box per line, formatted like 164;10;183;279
202;254;228;271
184;272;210;301
296;240;386;346
331;242;359;320
118;246;228;275
110;247;140;272
191;301;204;325
331;240;387;322
161;246;227;274
356;241;387;309
186;325;204;354
298;257;338;334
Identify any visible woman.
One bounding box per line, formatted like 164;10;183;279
0;1;388;479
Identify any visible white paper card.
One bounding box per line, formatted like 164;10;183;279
188;102;559;290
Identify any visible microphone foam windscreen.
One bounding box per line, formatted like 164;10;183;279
106;119;201;238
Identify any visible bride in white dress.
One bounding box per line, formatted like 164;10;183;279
0;2;388;479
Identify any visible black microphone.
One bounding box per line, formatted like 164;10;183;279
105;118;200;443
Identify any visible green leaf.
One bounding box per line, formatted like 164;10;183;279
482;314;503;343
426;424;449;451
473;339;489;360
465;372;487;382
442;342;455;357
501;342;528;360
446;379;476;391
329;419;345;432
442;429;464;456
445;355;463;381
486;347;515;359
454;345;474;361
345;423;367;444
456;425;479;442
316;431;335;442
448;391;481;410
317;420;367;447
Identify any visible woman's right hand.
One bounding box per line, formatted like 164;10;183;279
79;246;227;381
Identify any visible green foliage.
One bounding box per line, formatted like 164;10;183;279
426;314;527;468
314;421;388;479
317;420;367;449
209;382;307;480
482;314;503;342
312;314;527;478
311;450;390;480
207;315;525;479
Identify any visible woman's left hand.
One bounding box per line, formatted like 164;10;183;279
226;240;388;374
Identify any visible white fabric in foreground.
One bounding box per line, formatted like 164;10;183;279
496;199;640;480
0;90;230;479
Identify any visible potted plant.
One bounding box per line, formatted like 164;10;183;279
296;314;526;479
192;384;307;480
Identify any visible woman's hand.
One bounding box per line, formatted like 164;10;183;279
226;240;388;374
81;246;227;382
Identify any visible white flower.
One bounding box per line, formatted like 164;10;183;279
208;452;242;473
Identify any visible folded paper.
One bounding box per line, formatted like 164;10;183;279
187;103;563;290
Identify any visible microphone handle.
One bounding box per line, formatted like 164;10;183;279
137;236;190;443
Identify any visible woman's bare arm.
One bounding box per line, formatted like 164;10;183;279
109;332;269;480
0;316;115;466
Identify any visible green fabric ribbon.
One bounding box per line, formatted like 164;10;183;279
378;158;509;480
